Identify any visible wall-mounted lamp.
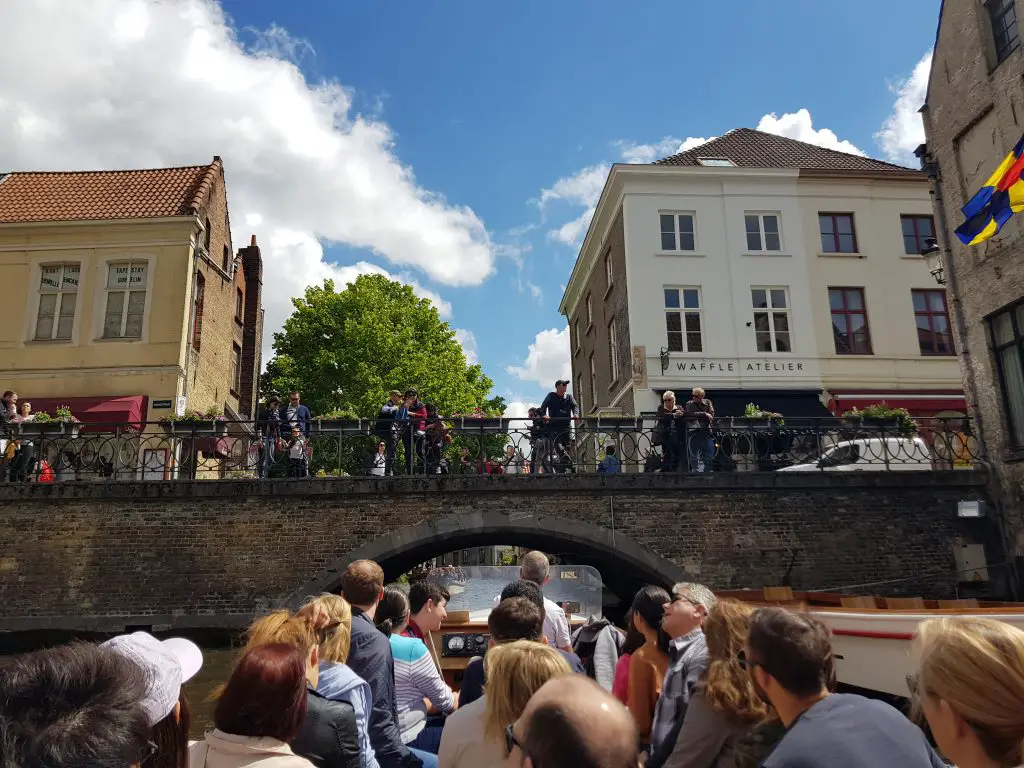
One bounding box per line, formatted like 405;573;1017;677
659;347;670;374
921;238;946;286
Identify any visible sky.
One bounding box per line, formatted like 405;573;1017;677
0;0;938;417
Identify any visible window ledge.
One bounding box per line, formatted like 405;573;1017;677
742;252;792;258
93;336;144;343
656;252;705;258
603;284;614;300
586;323;595;335
900;255;925;260
25;338;73;345
817;252;864;259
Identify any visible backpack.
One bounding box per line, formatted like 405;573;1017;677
572;617;624;681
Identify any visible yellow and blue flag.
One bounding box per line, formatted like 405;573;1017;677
956;134;1024;246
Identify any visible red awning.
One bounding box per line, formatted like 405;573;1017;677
828;391;966;417
23;395;148;432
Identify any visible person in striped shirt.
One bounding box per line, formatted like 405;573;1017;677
375;586;457;761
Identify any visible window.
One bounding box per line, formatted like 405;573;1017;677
192;273;206;351
829;288;872;355
664;287;703;352
696;158;735;167
604;250;613;290
235;288;244;322
577;374;585;412
990;302;1024;446
589;353;597;409
913;290;954;356
659;213;696;251
222;245;230;273
574;319;581;352
231;343;242;393
819;213;858;253
609;318;619;383
901;215;936;255
203;218;211;252
35;264;79;340
744;213;782;252
103;262;148;339
587;293;593;328
988;0;1020;63
751;288;791;352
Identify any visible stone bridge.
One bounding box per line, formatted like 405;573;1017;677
0;471;1003;632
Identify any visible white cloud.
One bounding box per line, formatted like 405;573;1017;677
528;282;543;301
0;0;492;363
539;164;608;208
453;328;478;365
549;208;595;245
616;136;715;164
507;326;571;389
502;400;536;420
756;109;865;156
876;51;932;166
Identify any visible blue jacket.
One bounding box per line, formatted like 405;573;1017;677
346;610;420;768
279;403;312;437
317;661;379;768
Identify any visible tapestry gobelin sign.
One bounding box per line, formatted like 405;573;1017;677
631;346;647;388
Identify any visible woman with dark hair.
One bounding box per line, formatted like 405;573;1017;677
626;585;672;749
612;609;648;705
375;586;456;760
190;643;314;768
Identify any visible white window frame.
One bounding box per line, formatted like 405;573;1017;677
231;344;242;393
609;318;618;383
589;353;597;409
659;212;697;252
574;319;581;352
102;261;149;340
586;293;593;328
751;286;792;353
34;263;80;341
663;286;704;353
577;374;585;412
604;249;613;290
744;212;783;253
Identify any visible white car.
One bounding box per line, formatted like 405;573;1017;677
777;436;933;472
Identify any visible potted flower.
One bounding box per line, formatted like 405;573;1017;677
736;403;785;430
312;409;365;435
842;403;916;434
159;406;229;436
20;405;82;438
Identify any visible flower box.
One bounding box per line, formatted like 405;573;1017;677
312;419;367;435
17;421;81;439
161;420;227;437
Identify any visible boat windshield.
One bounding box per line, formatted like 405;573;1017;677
419;564;605;621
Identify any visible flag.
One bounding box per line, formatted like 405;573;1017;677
955;134;1024;245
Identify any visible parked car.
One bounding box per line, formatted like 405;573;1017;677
777;436;933;472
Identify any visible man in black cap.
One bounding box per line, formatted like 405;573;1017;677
399;388;428;475
375;390;405;476
537;379;579;473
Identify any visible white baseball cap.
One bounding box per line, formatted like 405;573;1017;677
101;632;203;726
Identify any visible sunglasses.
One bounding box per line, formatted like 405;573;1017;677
736;649;761;671
670;591;699;607
505;723;528;757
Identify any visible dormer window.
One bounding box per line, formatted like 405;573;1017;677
696;157;735;167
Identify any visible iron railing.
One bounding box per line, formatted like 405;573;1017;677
0;416;983;482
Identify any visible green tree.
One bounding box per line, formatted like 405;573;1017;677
261;274;501;421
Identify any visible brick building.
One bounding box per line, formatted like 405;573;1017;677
920;0;1024;572
0;157;263;466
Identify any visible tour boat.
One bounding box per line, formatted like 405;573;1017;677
722;587;1024;697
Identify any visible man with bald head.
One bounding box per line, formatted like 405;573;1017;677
506;675;639;768
494;551;571;650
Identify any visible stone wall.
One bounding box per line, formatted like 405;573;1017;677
0;472;999;632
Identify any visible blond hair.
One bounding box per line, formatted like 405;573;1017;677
915;617;1024;765
663;391;675;402
483;641;572;744
692;387;705;398
301;594;353;664
702;600;769;724
246;610;318;655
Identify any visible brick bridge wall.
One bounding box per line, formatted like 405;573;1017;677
0;472;1001;632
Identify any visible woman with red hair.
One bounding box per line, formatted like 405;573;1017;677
189;643;315;768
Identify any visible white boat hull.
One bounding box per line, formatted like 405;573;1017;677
813;610;1024;697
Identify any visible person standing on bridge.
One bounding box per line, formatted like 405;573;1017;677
537;379;579;473
375;390;405;477
280;391;313;439
342;559;428;768
492;552;571;651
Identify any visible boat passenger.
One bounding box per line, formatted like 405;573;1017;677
506;674;639;768
646;582;715;767
490;551;571;651
626;585;673;750
612;609;647;706
401;581;450;642
438;640;572;768
911;616;1024;768
375;586;457;758
656;599;784;768
745;607;945;768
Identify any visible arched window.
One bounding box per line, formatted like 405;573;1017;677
192;273;205;351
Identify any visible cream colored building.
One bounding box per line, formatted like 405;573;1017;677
0;158;264;475
559;129;964;419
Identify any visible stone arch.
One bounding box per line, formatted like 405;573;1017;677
280;510;687;610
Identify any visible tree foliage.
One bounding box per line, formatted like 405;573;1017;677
261;275;502;419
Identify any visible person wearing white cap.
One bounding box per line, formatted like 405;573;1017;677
102;631;204;768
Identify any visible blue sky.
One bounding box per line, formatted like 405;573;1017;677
0;0;939;414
